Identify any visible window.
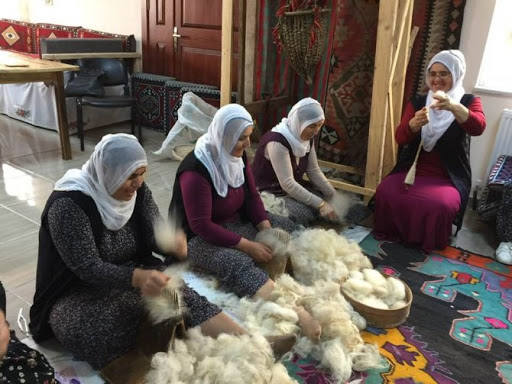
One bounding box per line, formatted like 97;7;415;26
475;0;512;94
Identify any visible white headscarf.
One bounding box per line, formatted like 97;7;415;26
422;49;466;152
194;104;253;197
54;133;148;230
272;97;325;157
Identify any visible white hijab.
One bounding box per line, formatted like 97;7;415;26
194;104;253;197
422;49;466;152
272;97;325;157
54;133;148;230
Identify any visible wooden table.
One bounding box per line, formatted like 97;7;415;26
0;51;79;160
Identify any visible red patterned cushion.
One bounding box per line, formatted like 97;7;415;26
76;28;134;52
0;19;36;54
34;23;79;55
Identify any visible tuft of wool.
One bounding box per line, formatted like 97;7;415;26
328;191;357;222
154;219;178;254
359;296;389;310
390;300;407;309
386;277;406;303
143;264;187;324
341;278;374;296
255;228;291;280
404;139;423;187
145;327;298;384
361;268;388;288
349;342;386;372
320;339;354;382
255;227;291;257
260;191;290;217
289;228;372;285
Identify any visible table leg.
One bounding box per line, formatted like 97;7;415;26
53;71;72;160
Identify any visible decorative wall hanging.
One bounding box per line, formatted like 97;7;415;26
273;0;330;84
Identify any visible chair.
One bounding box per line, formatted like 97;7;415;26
74;58;141;151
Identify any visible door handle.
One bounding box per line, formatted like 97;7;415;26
173;27;181;53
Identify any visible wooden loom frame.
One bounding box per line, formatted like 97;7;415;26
220;0;416;200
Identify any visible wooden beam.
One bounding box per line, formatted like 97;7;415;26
317;160;365;176
221;0;234;106
328;179;376;197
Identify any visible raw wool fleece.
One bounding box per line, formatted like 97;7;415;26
146;328;297;384
143;264;188;324
342;270;408;310
289;228;373;285
196;274;381;383
259;191;289;217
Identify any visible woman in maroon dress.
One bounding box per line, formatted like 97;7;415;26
373;50;486;251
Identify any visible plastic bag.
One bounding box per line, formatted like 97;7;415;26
154;92;218;160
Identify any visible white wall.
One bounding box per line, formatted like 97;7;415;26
459;0;512;191
1;0;142;54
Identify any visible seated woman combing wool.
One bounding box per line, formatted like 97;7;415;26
251;97;339;226
372;50;486;251
169;104;322;341
29;133;295;370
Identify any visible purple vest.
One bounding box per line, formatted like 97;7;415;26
251;131;311;195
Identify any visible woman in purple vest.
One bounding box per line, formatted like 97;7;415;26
170;104;322;341
252;98;338;226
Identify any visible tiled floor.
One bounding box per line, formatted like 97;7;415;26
0;114;499;336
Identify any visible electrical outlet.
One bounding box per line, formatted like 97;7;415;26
44;0;53;5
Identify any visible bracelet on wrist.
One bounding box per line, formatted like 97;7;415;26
318;200;325;209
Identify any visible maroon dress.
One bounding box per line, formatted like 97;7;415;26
373;97;486;251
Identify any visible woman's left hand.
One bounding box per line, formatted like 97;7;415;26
431;90;453;111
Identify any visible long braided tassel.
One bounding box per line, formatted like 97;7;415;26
404;139;424;187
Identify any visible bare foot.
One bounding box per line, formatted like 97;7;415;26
295;306;322;342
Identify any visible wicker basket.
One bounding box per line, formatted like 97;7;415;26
278;9;330;84
341;280;413;329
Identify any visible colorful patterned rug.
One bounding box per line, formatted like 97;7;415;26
351;233;512;384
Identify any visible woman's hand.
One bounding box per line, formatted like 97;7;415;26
256;220;271;231
319;201;338;222
132;268;170;296
0;311;10;359
236;238;273;263
173;229;188;261
430;90;452;111
431;90;469;123
409;107;429;133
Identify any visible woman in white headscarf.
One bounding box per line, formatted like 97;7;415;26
373;50;486;251
30;133;268;370
252;98;338;226
170;104;322;341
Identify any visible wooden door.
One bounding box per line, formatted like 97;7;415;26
142;0;239;90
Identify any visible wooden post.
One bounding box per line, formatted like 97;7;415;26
364;0;399;197
382;0;414;176
221;0;234;106
311;0;414;203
